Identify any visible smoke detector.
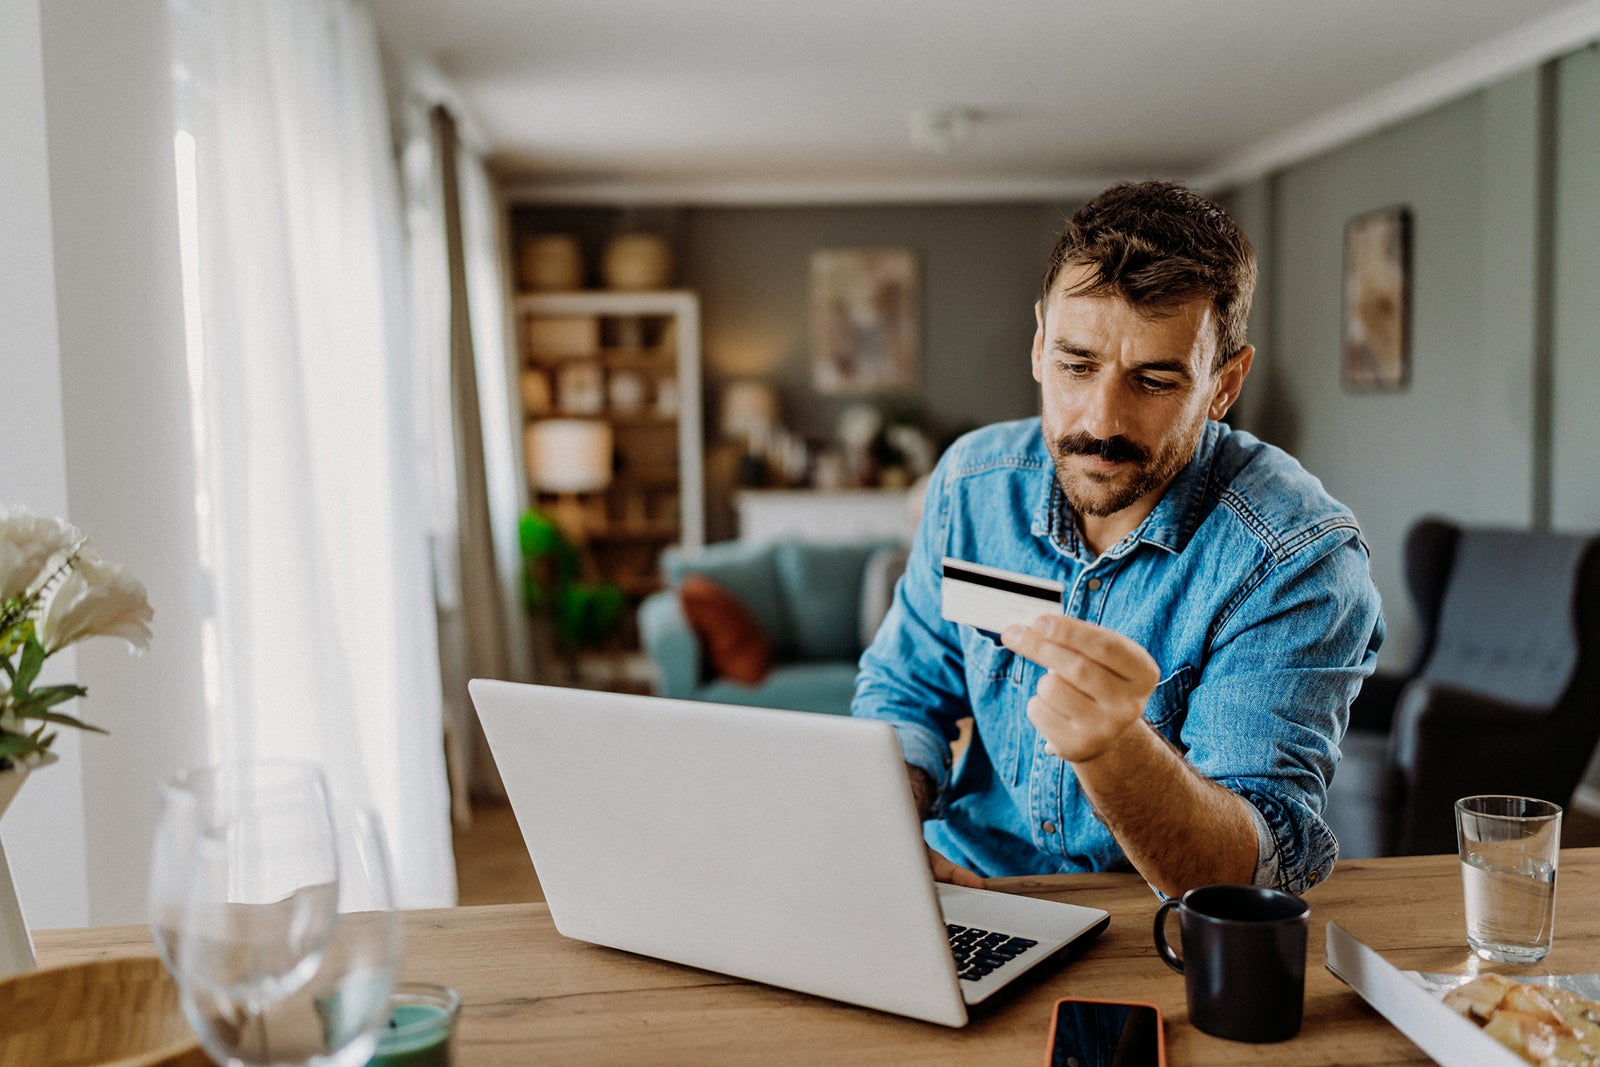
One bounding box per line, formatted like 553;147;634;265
907;107;981;154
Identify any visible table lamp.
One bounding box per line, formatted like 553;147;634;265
720;381;780;488
722;381;780;445
524;418;613;542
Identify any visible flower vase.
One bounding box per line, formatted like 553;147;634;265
0;756;52;979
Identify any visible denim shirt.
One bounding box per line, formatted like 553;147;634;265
852;418;1384;894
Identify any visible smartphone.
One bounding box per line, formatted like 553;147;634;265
1042;997;1167;1067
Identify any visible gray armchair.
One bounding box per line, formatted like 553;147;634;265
1325;518;1600;857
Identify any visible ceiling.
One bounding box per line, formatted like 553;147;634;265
368;0;1600;205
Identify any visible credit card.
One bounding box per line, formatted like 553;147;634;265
940;557;1064;636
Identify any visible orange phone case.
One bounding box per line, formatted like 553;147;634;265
1041;997;1168;1067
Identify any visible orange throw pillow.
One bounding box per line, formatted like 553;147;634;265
678;574;774;686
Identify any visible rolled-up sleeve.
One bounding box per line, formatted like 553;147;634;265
852;460;974;800
1183;524;1385;894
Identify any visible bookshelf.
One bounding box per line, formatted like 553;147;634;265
515;290;704;642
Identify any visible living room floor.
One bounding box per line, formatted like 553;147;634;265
453;800;543;906
451;797;1600;907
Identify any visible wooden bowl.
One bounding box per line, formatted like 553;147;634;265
0;955;206;1067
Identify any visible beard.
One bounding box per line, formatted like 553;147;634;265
1046;424;1201;519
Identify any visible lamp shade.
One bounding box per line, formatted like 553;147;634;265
719;380;779;443
525;419;613;493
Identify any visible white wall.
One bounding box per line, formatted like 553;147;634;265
1;0;211;928
0;0;91;930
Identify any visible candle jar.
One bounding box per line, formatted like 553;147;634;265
369;983;460;1067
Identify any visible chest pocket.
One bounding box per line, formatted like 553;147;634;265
963;632;1040;786
1143;664;1194;739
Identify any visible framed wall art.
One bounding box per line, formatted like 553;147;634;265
809;247;919;394
1342;206;1412;391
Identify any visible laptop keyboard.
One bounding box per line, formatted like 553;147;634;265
945;923;1038;982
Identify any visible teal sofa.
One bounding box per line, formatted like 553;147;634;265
638;538;907;715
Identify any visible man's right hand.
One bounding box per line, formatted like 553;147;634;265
905;762;986;887
927;845;986;889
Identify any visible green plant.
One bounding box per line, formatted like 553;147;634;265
518;509;623;650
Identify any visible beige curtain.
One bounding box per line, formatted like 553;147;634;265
432;104;520;811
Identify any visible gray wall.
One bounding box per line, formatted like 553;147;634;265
1224;45;1600;791
1229;46;1600;671
1229;70;1548;668
1552;47;1600;532
684;203;1065;447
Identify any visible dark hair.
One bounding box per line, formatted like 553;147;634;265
1040;181;1256;370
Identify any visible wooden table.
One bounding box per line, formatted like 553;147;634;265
36;849;1600;1065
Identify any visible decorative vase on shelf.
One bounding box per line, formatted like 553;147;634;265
601;233;672;291
0;753;55;978
519;233;585;292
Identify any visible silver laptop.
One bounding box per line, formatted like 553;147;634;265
468;679;1109;1027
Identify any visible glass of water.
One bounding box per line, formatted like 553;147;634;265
150;762;403;1066
150;761;338;989
1455;794;1562;963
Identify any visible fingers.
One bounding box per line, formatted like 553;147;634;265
1002;615;1160;693
927;845;987;889
1003;615;1160;764
1026;692;1131;762
1029;651;1119;708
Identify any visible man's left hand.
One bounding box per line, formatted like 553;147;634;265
1001;616;1161;763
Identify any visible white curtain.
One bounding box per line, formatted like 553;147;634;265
169;0;456;907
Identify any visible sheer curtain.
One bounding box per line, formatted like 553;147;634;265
169;0;455;906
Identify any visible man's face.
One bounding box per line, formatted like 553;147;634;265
1032;264;1251;542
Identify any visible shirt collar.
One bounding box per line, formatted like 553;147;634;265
1133;419;1221;555
1030;452;1078;555
1031;419;1223;560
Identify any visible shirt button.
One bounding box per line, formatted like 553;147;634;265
1042;821;1057;835
1307;870;1320;885
1086;577;1102;591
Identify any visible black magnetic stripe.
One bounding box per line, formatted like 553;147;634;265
942;562;1060;601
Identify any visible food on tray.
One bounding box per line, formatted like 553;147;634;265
1444;973;1600;1066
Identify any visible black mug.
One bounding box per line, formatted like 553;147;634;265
1153;883;1309;1043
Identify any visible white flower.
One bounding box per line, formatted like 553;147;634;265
36;552;154;653
0;507;81;602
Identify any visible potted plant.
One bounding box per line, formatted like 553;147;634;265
518;508;622;682
0;506;152;975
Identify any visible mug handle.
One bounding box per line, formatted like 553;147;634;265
1153;898;1184;974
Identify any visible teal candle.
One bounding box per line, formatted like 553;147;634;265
368;983;459;1067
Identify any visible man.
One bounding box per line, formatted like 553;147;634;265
852;180;1383;898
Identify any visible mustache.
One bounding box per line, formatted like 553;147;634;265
1055;432;1149;464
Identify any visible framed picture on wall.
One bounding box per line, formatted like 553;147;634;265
809;247;919;394
1342;206;1412;391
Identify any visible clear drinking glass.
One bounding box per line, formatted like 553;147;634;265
150;762;403;1066
150;762;337;993
1455;794;1562;963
